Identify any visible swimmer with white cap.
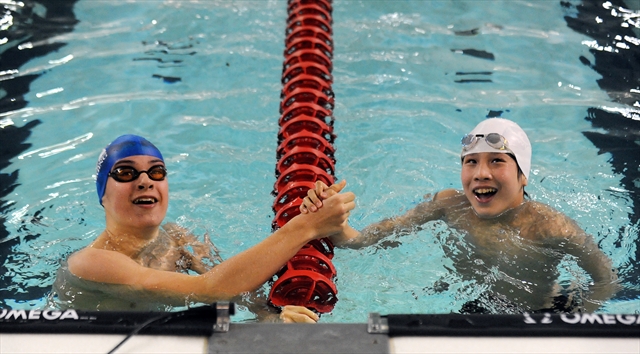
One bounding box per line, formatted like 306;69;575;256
54;134;356;323
302;118;619;313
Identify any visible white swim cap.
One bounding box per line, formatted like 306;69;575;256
460;118;531;180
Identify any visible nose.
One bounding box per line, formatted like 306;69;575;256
136;173;154;190
474;161;492;180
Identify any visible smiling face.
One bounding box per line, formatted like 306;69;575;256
101;155;169;231
461;152;527;219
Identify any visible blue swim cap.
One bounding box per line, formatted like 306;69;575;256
96;135;164;205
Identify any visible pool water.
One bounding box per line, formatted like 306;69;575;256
1;0;639;322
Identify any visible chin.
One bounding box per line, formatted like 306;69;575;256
136;213;165;227
474;203;516;219
476;212;496;219
472;206;501;219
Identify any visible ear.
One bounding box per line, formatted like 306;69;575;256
521;175;528;187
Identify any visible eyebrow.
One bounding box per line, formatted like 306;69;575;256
112;159;164;168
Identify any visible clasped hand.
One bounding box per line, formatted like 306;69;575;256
300;180;347;214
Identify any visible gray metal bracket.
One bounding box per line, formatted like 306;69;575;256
213;302;233;333
368;313;389;334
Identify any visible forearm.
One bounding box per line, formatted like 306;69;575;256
583;268;619;312
329;224;360;248
583;281;619;313
336;198;447;249
574;241;620;312
333;217;404;249
198;217;314;300
197;194;354;300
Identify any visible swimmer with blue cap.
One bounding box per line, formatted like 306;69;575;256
301;118;618;314
54;134;356;323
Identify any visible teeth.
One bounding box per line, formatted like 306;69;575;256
475;188;497;194
133;197;156;204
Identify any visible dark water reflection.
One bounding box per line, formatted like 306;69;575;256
562;0;640;302
0;0;79;303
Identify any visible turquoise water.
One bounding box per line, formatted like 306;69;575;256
1;0;639;322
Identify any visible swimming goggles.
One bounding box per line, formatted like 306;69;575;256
108;165;167;182
461;133;511;152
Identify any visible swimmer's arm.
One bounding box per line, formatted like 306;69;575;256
69;248;219;305
69;194;354;304
334;189;457;249
69;227;304;305
196;196;350;298
567;232;619;312
544;214;619;312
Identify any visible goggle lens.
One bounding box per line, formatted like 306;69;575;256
109;165;167;183
485;133;506;148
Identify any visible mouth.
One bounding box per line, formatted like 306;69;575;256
473;187;497;203
133;197;157;205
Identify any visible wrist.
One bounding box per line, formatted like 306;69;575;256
279;214;317;244
329;226;360;246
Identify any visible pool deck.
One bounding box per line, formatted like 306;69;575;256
2;324;639;354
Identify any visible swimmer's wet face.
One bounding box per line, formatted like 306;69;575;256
461;152;527;218
96;134;164;205
102;155;169;229
460;118;531;218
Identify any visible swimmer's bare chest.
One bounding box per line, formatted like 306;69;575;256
134;232;192;272
444;201;545;242
443;204;562;267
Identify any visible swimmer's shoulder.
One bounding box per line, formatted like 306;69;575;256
521;200;568;220
519;200;583;240
413;189;466;220
67;248;106;276
432;188;463;201
68;247;143;284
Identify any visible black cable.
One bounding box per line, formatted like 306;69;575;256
106;313;174;354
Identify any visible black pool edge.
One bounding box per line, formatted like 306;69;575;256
1;302;639;337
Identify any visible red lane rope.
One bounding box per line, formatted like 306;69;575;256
268;0;337;314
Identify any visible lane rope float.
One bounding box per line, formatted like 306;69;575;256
268;0;338;314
